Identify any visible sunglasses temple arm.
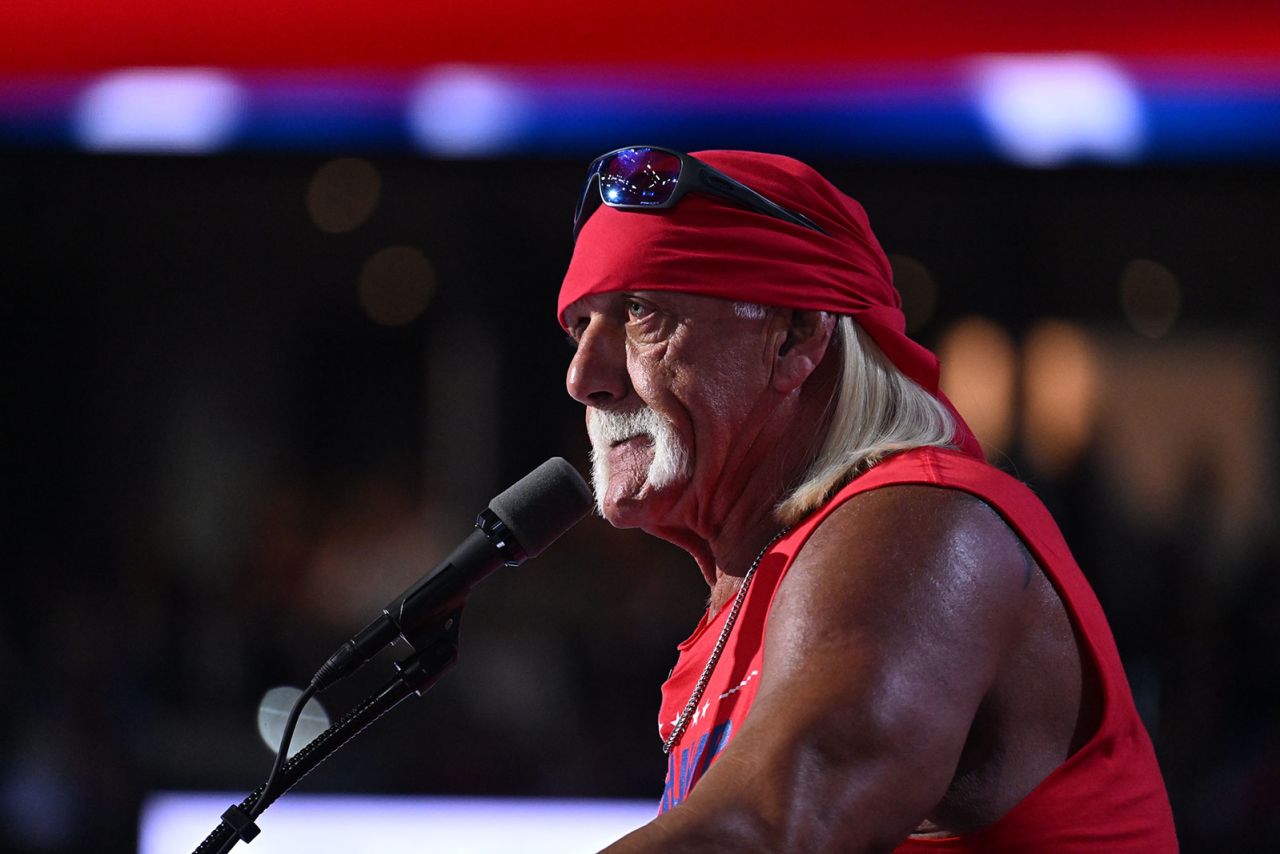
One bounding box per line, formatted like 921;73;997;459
699;167;829;235
571;172;602;241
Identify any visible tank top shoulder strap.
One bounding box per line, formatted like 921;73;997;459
764;446;1129;734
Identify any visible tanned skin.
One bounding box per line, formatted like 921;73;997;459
563;291;1100;852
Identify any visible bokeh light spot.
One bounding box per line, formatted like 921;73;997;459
1022;319;1101;476
74;68;242;154
1119;258;1182;339
358;246;435;327
889;254;939;333
937;316;1018;455
408;65;527;157
306;158;382;234
970;54;1144;166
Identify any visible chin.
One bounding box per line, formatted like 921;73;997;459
591;428;692;526
597;476;683;529
597;483;653;529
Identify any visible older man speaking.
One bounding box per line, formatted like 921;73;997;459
558;147;1176;852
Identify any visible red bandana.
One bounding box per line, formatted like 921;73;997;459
558;150;982;460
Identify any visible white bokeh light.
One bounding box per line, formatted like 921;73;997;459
74;69;243;154
407;65;528;157
970;54;1145;167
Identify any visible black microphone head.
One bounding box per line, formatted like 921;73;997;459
487;457;593;561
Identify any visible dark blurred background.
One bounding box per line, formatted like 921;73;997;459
3;3;1280;852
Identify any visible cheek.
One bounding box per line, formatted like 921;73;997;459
651;366;738;445
625;340;762;441
625;343;675;402
693;348;764;420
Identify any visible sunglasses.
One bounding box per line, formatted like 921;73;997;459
572;146;827;240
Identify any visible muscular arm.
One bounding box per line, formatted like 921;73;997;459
604;485;1037;853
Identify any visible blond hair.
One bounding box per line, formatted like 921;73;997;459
775;315;956;525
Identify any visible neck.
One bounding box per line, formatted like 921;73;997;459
649;390;829;616
649;497;785;613
637;338;841;614
705;519;789;615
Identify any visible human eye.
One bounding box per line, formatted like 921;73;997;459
623;296;655;321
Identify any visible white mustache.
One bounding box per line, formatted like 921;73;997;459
587;407;691;514
587;407;665;447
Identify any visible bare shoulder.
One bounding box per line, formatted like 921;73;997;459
798;483;1028;581
763;484;1035;690
755;484;1093;838
712;485;1053;846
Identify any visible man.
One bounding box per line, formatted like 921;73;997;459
559;147;1176;851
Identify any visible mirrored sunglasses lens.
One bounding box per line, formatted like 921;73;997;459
598;148;682;207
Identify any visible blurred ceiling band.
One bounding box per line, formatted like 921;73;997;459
2;1;1279;71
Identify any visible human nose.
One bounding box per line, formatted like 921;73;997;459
566;318;629;406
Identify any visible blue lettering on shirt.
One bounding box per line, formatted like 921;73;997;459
659;720;733;814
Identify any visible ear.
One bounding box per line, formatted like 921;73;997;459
772;309;836;393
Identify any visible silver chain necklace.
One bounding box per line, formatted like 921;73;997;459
662;527;791;755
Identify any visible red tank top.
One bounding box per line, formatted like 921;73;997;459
657;447;1177;850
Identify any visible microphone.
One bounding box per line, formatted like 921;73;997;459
312;457;592;691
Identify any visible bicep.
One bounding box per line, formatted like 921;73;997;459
690;487;1030;850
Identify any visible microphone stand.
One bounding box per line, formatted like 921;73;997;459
190;609;465;854
189;457;593;853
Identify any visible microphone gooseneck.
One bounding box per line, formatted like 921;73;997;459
312;457;592;692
